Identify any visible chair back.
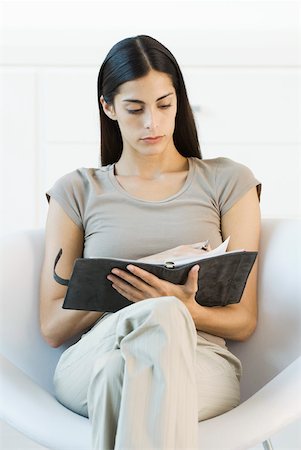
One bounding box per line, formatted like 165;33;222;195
228;218;301;401
1;219;300;400
0;229;71;395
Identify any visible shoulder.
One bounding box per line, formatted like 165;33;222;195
46;168;97;209
192;156;252;176
52;167;97;184
214;156;255;177
211;157;259;191
49;166;111;192
191;156;261;215
46;167;109;229
192;156;258;187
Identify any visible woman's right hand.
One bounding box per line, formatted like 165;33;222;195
107;261;201;316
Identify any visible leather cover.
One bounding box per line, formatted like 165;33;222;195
54;249;258;313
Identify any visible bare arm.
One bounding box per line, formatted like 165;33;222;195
39;197;104;348
190;186;261;341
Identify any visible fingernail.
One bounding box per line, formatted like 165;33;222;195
111;269;119;275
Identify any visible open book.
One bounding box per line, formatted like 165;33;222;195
54;237;258;313
136;237;232;266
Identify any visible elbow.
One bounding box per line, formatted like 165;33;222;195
46;337;62;349
236;315;257;342
40;322;63;348
41;331;62;348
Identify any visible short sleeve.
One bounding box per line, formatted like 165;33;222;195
46;170;85;229
215;157;261;216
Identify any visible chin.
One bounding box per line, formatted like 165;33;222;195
140;147;167;157
138;140;174;156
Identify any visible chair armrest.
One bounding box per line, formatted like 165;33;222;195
198;356;301;450
2;354;300;450
0;354;91;450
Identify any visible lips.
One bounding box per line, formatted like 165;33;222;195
141;136;163;143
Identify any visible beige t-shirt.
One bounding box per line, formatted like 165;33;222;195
46;156;261;347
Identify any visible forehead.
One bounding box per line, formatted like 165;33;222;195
116;70;175;100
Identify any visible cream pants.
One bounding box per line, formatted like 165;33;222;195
53;296;242;450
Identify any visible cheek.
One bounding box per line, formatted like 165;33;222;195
165;111;177;133
117;117;141;141
117;114;137;129
125;110;142;124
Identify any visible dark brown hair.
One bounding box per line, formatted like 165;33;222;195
97;35;202;165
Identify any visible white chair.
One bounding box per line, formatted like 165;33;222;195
0;218;300;450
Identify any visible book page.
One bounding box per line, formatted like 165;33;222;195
137;237;231;266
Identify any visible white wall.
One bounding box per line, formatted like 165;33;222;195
1;0;300;236
0;1;300;448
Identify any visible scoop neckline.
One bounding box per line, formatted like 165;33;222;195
107;157;195;204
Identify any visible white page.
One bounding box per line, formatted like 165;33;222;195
137;237;232;266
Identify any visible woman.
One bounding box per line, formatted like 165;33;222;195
40;35;261;450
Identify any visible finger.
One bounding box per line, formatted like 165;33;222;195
108;273;147;301
107;272;145;294
126;265;162;288
185;265;200;291
107;270;155;300
111;283;143;302
109;268;151;291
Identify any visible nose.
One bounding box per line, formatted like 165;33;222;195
143;108;159;130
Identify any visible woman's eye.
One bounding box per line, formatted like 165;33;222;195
127;104;172;114
127;109;143;114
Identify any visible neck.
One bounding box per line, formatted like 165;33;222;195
114;148;189;180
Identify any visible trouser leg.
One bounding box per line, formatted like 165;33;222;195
87;349;125;450
194;334;242;422
87;296;199;450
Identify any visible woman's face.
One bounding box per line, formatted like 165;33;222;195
101;70;178;157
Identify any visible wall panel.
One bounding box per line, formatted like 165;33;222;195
1;1;300;230
0;69;37;233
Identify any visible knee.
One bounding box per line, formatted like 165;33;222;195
91;349;124;387
151;295;191;319
117;296;196;346
148;296;196;334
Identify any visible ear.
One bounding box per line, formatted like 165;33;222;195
100;95;117;121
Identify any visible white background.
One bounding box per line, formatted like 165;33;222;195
1;0;300;236
0;0;300;448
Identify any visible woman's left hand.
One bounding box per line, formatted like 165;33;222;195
106;264;200;313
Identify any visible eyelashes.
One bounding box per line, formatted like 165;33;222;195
127;105;172;114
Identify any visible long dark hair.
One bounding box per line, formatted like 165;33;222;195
97;35;202;166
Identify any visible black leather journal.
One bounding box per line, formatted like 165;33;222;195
53;249;258;313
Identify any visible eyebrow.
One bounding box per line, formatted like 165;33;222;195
122;93;174;104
